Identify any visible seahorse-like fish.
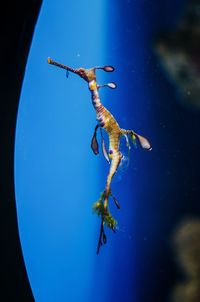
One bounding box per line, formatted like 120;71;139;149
48;58;152;254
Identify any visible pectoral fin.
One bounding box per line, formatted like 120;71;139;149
124;133;131;158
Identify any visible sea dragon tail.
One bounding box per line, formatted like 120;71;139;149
93;150;122;254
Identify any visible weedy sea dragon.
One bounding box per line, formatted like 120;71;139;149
48;58;152;254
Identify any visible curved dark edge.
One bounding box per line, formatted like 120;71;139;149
0;1;42;300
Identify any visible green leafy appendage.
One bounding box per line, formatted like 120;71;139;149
130;133;137;147
93;194;117;230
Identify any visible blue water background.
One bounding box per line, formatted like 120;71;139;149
15;1;200;302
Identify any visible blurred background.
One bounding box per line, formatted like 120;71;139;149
12;0;200;301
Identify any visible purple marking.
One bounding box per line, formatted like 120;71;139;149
109;150;113;154
100;122;105;127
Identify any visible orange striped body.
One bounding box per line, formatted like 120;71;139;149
89;80;122;209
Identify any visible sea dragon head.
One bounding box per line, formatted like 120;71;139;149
48;57;117;89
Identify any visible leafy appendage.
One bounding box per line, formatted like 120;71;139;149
104;212;117;230
130;133;137;147
93;194;117;231
93;199;104;217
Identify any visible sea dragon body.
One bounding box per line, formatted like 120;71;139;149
48;58;152;253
